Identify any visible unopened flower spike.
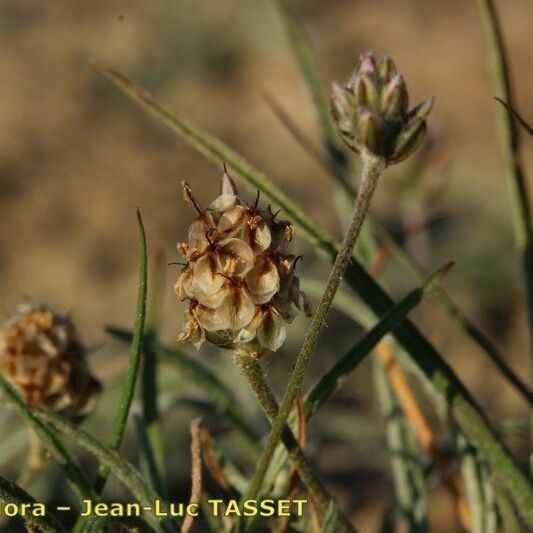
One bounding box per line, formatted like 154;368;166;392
331;51;434;165
0;302;101;421
175;168;311;356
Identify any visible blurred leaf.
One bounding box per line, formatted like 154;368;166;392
107;326;260;454
320;501;339;533
134;414;165;497
305;263;453;419
36;411;171;532
494;484;520;533
0;375;94;503
142;250;167;496
0;474;66;533
495;97;533;136
96;65;533;524
82;515;156;533
272;0;352;193
475;0;533;375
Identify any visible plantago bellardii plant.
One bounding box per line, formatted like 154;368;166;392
241;52;434;515
175;173;358;529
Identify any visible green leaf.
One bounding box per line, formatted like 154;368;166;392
272;0;352;193
96;65;533;525
0;475;66;533
134;415;165;498
495;97;533;136
93;209;148;493
142;250;167;496
304;263;452;418
320;501;339;533
475;0;533;372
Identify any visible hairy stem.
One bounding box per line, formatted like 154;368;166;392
242;154;385;504
232;351;354;532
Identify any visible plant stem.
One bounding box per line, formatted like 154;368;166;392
232;351;354;532
242;154;385;505
475;0;533;363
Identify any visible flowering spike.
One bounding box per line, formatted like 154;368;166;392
175;171;310;355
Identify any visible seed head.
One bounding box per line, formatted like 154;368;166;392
0;303;101;420
331;51;434;164
175;170;311;353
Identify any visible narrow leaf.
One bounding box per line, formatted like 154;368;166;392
94;209;148;493
272;0;352;191
0;375;95;502
305;263;453;418
495;97;533;136
0;475;66;533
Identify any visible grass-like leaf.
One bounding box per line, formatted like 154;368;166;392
134;415;166;497
142;250;167;497
304;263;453;418
320;501;339;533
475;0;533;361
0;475;66;533
0;375;95;503
95;65;533;524
272;0;352;192
93;209;148;493
495;97;533;137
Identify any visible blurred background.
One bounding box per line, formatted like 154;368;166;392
0;0;532;531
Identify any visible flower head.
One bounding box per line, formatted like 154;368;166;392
331;51;434;164
0;303;101;420
175;170;311;353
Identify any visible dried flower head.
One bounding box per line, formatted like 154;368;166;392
331;51;434;164
175;169;311;353
0;302;101;420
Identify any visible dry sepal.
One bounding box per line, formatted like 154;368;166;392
175;169;311;353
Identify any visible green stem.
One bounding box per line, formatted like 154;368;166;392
232;351;354;532
242;155;385;504
474;0;533;362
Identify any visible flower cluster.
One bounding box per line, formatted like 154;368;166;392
331;51;433;164
0;303;101;420
175;170;311;353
